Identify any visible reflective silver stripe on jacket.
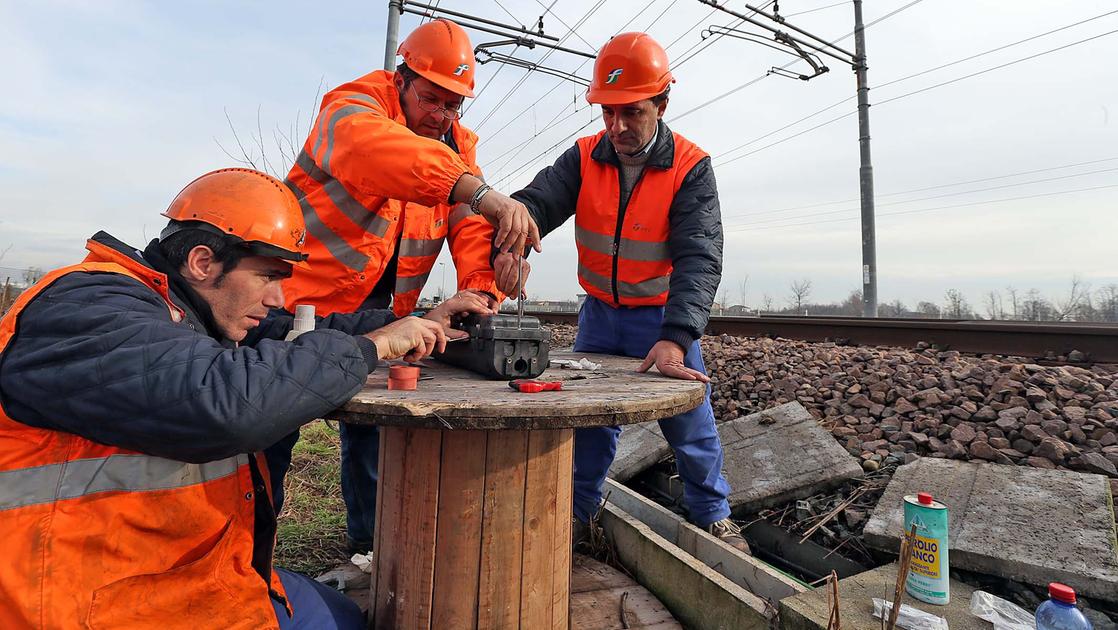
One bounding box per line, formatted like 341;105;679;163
285;179;370;271
578;263;669;299
398;238;443;258
575;225;669;262
447;204;474;229
295;151;392;239
311;94;379;166
395;272;431;294
0;453;244;512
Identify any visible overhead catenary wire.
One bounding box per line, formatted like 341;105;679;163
485;0;688;182
724;183;1118;232
716;24;1118;167
730;156;1118;219
727;166;1118;227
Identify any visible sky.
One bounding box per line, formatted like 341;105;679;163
1;0;1115;313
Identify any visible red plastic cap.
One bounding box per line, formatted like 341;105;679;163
917;492;933;505
1048;583;1076;604
389;365;420;379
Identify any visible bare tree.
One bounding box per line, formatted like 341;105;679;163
760;294;774;313
738;274;750;307
716;286;728;315
215;79;326;178
1097;284;1118;322
942;289;971;319
879;299;908;318
983;290;1004;320
1005;286;1020;320
841;289;863;316
1021;289;1053;321
788;278;812;313
1054;275;1088;321
916;301;941;318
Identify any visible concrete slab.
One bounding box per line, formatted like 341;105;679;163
864;458;1118;603
720;403;864;513
609;421;669;482
779;563;987;630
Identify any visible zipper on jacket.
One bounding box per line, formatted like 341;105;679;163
611;166;648;305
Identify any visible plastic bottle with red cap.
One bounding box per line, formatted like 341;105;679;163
1035;583;1093;630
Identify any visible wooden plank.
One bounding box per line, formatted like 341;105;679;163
373;427;442;629
551;428;573;629
571;555;634;594
519;429;560;627
569;586;679;629
372;426;404;628
431;430;488;630
600;503;771;630
603;479;806;601
477;429;529;628
331;352;705;431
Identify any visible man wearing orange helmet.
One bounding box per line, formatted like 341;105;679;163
0;168;487;628
506;33;746;549
276;18;537;556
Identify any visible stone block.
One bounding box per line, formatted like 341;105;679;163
863;458;1118;602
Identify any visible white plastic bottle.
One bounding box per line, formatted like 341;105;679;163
284;304;315;341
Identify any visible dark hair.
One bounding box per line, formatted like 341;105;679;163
396;62;420;88
651;86;671;106
159;221;251;285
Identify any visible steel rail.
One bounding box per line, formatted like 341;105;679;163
527;312;1118;362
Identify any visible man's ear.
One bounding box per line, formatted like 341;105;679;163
182;245;218;285
656;98;668;119
393;71;406;93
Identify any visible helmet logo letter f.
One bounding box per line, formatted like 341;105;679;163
453;63;470;76
605;68;623;84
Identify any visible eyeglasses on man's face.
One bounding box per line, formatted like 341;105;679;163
410;85;463;120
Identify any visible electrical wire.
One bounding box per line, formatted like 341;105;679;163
729;156;1118;218
729;166;1118;227
785;1;848;18
713;7;1118;164
725;183;1118;232
717;26;1118;168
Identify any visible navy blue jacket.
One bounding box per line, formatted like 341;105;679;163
511;121;723;349
0;232;393;464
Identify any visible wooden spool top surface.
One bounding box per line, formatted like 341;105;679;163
327;351;706;430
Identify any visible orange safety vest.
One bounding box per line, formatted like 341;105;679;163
574;130;708;307
282;70;501;317
0;239;288;629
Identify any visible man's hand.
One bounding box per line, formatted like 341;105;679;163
424;289;494;339
364;316;448;362
493;253;531;298
478;190;542;256
636;340;710;382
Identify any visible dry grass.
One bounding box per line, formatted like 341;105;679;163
273;421;350;576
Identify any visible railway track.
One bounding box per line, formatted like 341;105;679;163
528;312;1118;363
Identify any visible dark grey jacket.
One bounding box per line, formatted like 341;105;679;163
0;232;391;464
511;121;723;348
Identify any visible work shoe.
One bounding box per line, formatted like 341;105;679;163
708;518;751;555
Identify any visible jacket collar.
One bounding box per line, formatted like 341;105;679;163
590;120;674;170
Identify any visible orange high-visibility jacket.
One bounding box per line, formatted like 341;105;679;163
0;243;288;629
574;130;709;306
282;69;501;316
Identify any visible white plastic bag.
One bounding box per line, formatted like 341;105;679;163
872;598;950;630
969;590;1036;630
551;358;602;370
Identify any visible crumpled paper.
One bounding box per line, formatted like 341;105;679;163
350;551;373;574
970;590;1036;630
551;358;602;370
872;598;949;630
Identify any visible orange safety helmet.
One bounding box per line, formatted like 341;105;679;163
161;168;309;264
397;19;476;98
587;32;674;105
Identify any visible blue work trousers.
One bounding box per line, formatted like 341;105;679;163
273;567;364;629
572;296;731;528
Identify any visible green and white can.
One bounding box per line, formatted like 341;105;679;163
903;492;949;605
